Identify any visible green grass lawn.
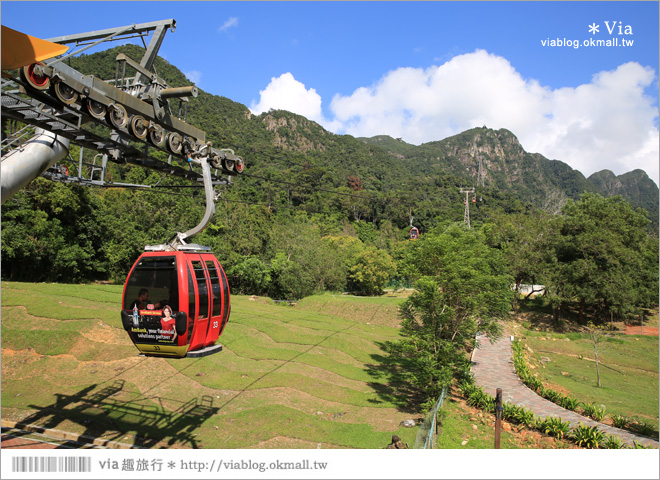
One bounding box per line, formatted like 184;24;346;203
1;282;420;448
518;326;659;431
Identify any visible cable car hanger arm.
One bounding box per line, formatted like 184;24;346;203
145;151;220;252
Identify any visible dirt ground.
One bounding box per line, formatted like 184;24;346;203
624;325;659;336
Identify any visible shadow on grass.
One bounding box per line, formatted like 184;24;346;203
364;341;425;415
16;379;218;448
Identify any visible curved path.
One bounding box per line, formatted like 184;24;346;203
471;332;659;448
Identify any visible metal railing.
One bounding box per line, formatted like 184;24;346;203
414;385;448;449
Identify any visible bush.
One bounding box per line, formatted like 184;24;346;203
503;404;537;428
269;252;312;300
538;416;571;439
610;414;629;429
632;440;654;449
226;256;272;295
627;418;659;439
347;247;397;296
571;424;606;448
581;402;606;422
465;387;495;411
558;395;580;411
602;435;627;449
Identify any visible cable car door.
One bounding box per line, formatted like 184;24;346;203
187;256;211;352
202;255;230;346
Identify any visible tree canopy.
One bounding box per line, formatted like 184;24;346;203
386;224;514;408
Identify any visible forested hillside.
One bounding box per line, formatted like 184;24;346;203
359;128;659;224
2;44;658;316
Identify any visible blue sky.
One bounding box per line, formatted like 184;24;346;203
2;1;658;183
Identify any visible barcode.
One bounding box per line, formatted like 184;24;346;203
12;456;92;473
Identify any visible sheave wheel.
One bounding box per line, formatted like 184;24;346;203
107;104;128;129
148;124;165;147
53;82;79;104
20;63;50;91
182;136;196;156
223;157;235;172
130;115;148;140
167;132;182;154
85;99;107;119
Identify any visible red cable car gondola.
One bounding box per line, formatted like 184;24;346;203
120;245;230;358
119;156;237;358
409;226;419;240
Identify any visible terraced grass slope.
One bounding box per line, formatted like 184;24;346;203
1;283;417;448
515;324;659;432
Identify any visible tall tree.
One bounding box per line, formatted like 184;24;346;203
484;210;560;310
556;193;656;323
387;223;514;409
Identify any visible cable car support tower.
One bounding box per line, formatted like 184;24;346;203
460;187;475;229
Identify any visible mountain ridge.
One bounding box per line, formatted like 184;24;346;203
67;44;658;228
359;128;658;223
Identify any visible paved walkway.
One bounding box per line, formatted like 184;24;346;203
471;332;659;448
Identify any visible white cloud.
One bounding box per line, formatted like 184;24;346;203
526;62;659;183
251;50;659;184
250;73;325;124
184;70;202;85
218;17;238;33
328;50;659;184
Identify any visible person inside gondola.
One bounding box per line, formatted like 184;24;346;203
130;288;163;310
130;288;149;310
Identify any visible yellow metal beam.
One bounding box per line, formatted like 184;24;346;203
1;25;68;70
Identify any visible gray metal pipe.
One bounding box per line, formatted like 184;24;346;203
160;86;198;99
1;128;70;204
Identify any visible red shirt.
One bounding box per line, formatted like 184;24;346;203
161;317;176;340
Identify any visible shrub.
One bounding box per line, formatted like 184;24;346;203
602;435;627;449
502;403;518;423
610;414;629;429
458;378;478;398
538;416;571;439
571;424;606;448
227;256;272;295
632;440;654;449
527;376;543;392
347;247;397;296
539;388;560;403
581;402;606;422
466;388;495;411
503;404;537;428
558;395;580;412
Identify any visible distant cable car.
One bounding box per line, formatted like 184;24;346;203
409;226;419;240
472;196;477;203
120;245;230;358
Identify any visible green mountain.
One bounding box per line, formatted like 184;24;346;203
63;44;660;229
588;169;659;221
3;44;658;287
359;128;658;223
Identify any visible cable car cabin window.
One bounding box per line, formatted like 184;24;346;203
191;260;209;320
205;260;223;318
187;263;196;343
123;256;178;311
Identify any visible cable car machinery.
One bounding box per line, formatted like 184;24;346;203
1;19;245;358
